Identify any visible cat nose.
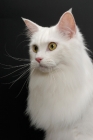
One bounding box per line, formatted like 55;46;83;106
35;57;43;63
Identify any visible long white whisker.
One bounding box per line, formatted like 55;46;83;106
16;39;29;48
15;76;29;98
26;74;29;89
4;48;29;62
12;68;29;77
0;63;14;67
9;68;30;88
0;64;29;78
5;54;29;62
0;63;30;69
30;68;35;76
16;32;27;39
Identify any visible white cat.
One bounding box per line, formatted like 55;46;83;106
22;10;93;140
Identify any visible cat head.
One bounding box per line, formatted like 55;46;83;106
22;10;85;73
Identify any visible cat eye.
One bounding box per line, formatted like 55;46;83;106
32;45;38;53
48;42;57;51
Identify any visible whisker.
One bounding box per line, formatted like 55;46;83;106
15;31;29;44
26;74;29;89
30;68;35;76
16;39;29;49
0;64;29;78
16;32;27;39
1;43;31;96
12;68;29;77
4;48;29;62
15;76;29;98
0;63;15;67
9;68;30;88
0;63;30;69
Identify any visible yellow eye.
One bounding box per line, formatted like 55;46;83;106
32;45;38;53
48;42;57;51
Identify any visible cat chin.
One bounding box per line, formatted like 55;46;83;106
37;66;53;73
38;66;52;73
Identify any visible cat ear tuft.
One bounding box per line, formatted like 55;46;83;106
56;11;76;38
22;17;39;35
68;8;72;13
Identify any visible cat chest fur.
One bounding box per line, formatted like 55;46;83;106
27;69;90;130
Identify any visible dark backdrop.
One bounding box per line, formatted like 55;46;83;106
1;0;93;140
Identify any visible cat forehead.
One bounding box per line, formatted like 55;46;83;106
31;26;62;45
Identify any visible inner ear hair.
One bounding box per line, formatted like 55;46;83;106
57;11;76;38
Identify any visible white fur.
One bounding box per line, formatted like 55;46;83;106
26;12;93;140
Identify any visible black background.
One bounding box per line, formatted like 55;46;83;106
1;0;93;140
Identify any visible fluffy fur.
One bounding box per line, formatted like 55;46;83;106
23;10;93;140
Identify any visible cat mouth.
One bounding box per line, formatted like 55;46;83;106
38;64;51;72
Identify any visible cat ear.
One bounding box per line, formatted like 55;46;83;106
22;18;39;34
56;10;76;38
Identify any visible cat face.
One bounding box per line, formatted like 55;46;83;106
22;10;84;73
29;27;69;72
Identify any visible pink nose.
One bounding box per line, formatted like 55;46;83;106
35;57;43;63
